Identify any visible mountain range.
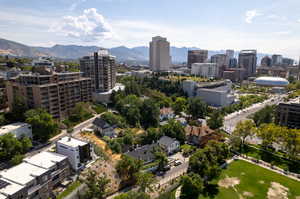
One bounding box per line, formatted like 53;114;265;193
0;38;267;64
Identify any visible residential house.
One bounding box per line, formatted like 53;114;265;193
159;107;175;121
125;144;158;164
93;117;117;138
185;125;221;147
158;136;180;155
0;123;32;139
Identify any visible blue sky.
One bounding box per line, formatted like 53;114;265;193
0;0;300;59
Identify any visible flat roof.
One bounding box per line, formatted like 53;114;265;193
0;123;30;136
0;178;24;197
0;193;7;199
0;163;47;185
57;137;88;148
24;151;67;169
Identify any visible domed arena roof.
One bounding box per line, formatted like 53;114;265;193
254;76;289;87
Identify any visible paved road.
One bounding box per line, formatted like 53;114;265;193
223;94;285;134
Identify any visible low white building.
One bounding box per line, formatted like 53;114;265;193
191;63;218;78
56;137;92;171
0;123;32;139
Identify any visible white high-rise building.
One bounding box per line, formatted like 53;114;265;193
149;36;171;72
226;50;234;66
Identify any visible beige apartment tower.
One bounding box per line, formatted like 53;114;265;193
149;36;171;72
6;72;92;119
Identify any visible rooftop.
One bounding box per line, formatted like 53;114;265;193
24;151;67;170
57;136;88;148
158;136;178;147
0;163;47;185
0;123;30;136
0;179;24;197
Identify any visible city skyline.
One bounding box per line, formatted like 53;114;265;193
0;0;300;59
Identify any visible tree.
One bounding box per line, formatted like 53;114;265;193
207;111;224;130
0;133;31;162
172;97;187;115
69;102;93;123
256;123;280;148
141;128;162;145
83;171;111;199
154;148;168;172
181;144;196;157
25;109;59;142
140;99;160;129
180;173;204;199
187;97;208;119
6;96;28;122
160;119;186;143
114;191;150;199
232;120;256;148
135;172;156;193
0;114;6;125
116;155;143;184
10;154;24;166
252;105;275;127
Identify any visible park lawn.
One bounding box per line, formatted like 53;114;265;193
200;160;300;199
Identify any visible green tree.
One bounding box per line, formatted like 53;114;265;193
69;102;93;123
83;171;111;199
25;109;59;142
154;148;168;172
116;155;143;184
207;111;224;130
252;105;275;127
141;128;162;145
0;114;6;125
172;97;187;115
232;120;256;148
10;154;24;166
20;136;33;153
160;119;185;143
6;96;28;122
140;99;160;129
114;191;150;199
180;173;204;199
187;97;208;119
135;172;156;193
102;112;127;128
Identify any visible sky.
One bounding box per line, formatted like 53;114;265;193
0;0;300;59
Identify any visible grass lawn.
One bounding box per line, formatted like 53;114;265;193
200;160;300;199
56;181;81;199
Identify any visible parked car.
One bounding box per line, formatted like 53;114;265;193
174;160;182;166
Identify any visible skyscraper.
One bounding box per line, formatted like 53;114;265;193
272;54;283;66
187;50;208;68
261;56;272;67
149;36;171;72
211;54;227;77
238;50;257;77
80;50;116;92
225;50;234;66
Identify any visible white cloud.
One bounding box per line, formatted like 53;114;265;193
50;8;115;42
298;19;300;23
245;10;262;24
69;0;87;11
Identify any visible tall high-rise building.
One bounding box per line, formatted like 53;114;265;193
229;58;238;68
238;50;257;77
211;54;227;77
80;50;116;92
225;50;234;66
282;58;294;67
187;50;208;68
6;72;92;119
272;54;283;66
149;36;171;72
261;56;272;67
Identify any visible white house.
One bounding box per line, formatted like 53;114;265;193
0;123;32;139
56;137;92;171
159;107;175;121
158;136;180;155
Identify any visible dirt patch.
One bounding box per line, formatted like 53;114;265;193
243;191;254;197
267;182;289;199
76;132;121;162
295;197;300;199
259;180;265;184
218;176;240;188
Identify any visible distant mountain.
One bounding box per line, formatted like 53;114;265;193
0;37;268;64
